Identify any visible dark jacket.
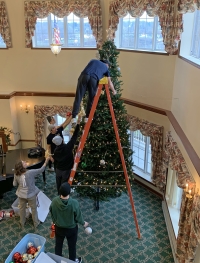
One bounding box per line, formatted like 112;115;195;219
81;59;110;80
50;196;85;228
54;124;80;171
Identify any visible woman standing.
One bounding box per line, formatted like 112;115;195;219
13;157;49;229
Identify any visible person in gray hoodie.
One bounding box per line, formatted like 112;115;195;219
50;182;89;263
13;157;49;229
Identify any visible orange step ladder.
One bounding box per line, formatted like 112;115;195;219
68;77;141;239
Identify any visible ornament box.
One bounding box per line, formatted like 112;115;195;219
5;233;46;263
46;252;76;263
34;252;76;263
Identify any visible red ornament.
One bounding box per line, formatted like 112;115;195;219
50;223;55;231
0;210;5;220
26;246;37;255
13;252;22;262
66;112;72;117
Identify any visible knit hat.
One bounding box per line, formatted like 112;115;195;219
100;59;110;65
59;182;71;197
48;124;55;132
52;135;63;146
46;116;52;123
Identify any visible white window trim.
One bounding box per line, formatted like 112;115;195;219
0;35;6;48
165;167;182;238
32;14;96;48
179;10;200;66
115;13;167;53
130;130;152;181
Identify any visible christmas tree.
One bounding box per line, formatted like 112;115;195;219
74;36;134;202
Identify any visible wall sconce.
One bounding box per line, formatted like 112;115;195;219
184;181;198;199
20;104;30;114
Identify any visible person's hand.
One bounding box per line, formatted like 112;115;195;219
112;89;117;95
84;221;89;228
45;156;50;163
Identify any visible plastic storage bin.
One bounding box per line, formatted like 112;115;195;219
4;233;46;263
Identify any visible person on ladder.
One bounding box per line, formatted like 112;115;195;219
71;59;117;127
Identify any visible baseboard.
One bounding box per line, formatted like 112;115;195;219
134;175;163;200
162;201;178;263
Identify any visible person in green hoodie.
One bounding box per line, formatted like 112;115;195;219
50;182;89;263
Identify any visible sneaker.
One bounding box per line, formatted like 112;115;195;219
75;257;82;263
48;167;54;172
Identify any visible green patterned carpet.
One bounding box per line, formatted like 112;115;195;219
0;171;174;263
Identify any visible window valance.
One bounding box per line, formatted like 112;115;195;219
24;0;102;48
162;131;195;189
34;105;72;146
109;0;183;55
0;1;12;47
178;0;200;13
127;114;164;191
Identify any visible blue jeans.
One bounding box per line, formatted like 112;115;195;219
72;74;98;118
55;225;78;261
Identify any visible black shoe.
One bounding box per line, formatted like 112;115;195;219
75;257;82;263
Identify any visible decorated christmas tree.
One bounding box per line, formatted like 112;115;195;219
74;33;134;202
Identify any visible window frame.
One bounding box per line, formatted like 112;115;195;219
179;9;200;68
115;12;166;54
165;166;183;237
32;13;97;49
0;34;7;49
130;130;152;178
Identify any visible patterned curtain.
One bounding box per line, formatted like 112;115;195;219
178;0;200;13
176;193;200;263
127;115;164;191
0;1;12;47
109;0;183;54
161;132;200;262
24;0;102;48
161;132;195;189
34;105;72;146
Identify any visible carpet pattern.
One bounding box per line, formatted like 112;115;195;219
0;171;174;263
